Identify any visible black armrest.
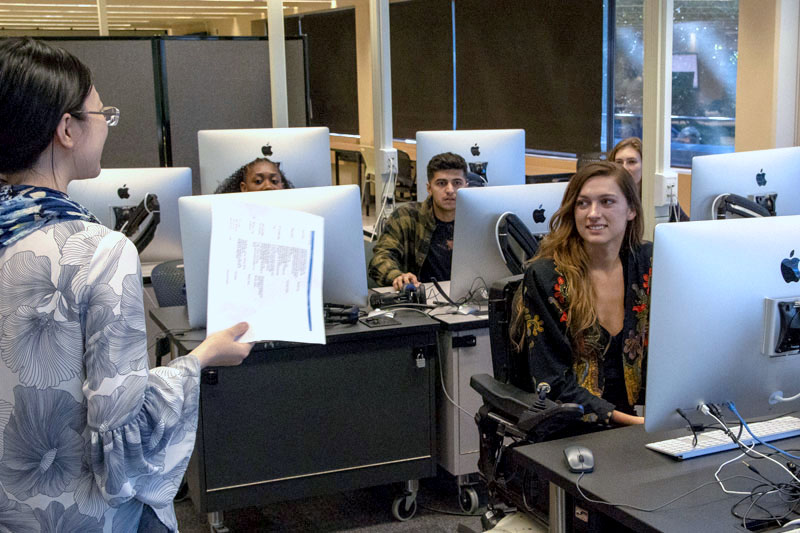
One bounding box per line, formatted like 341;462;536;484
471;373;584;437
470;373;539;420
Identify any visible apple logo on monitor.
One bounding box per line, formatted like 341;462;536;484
532;204;546;224
261;143;273;157
117;184;130;199
781;250;800;283
470;143;480;157
756;168;767;187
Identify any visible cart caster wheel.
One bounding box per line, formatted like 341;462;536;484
392;494;418;521
459;486;480;514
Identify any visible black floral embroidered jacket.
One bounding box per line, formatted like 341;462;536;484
519;242;653;424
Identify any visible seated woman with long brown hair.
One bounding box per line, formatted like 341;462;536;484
511;161;653;427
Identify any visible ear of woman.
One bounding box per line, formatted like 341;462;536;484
54;112;78;150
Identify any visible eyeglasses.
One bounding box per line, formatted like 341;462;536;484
72;106;120;127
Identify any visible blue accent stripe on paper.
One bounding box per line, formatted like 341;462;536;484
307;230;315;331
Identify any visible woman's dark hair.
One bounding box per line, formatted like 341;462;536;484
426;151;467;182
214;157;294;193
0;38;93;175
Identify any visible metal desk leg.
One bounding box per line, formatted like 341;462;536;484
335;151;341;185
357;153;363;191
548;482;567;533
208;511;230;533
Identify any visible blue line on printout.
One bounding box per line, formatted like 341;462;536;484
307;231;315;331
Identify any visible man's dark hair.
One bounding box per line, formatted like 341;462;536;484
0;38;93;174
214;157;294;194
426;152;467;182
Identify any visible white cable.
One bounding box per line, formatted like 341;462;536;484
704;408;762;495
714;444;759;495
437;351;474;419
771;391;800;403
372;157;398;240
427;305;460;317
703;406;800;486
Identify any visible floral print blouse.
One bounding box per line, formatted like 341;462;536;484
519;242;653;424
0;221;199;533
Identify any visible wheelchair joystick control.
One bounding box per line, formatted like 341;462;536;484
536;382;551;400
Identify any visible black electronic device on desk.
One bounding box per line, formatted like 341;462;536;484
323;303;361;325
362;284;429;328
369;283;427;309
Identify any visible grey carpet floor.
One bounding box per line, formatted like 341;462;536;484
175;476;485;532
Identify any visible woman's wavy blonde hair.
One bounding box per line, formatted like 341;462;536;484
510;161;643;355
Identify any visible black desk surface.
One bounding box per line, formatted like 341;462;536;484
149;305;439;352
513;424;800;533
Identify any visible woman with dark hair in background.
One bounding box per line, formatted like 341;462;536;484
511;161;653;429
608;136;689;222
0;37;253;533
214;157;294;193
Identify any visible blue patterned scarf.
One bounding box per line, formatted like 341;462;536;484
0;184;99;249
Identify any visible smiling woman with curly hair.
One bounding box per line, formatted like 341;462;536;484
214;157;294;194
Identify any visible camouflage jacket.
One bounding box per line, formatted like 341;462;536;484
368;197;437;287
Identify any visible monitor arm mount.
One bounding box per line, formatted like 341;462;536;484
119;193;161;254
712;193;771;220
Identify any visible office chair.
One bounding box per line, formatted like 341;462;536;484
525;172;573;184
360;162;376;217
364;239;379;289
576;152;606;169
150;260;186;366
394;149;416;202
495;213;539;276
470;275;583;530
150;260;186;307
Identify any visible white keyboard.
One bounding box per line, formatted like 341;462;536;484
646;415;800;460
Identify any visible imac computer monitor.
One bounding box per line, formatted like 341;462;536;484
415;129;526;202
179;184;367;328
646;216;800;432
690;146;800;221
67;167;192;264
449;182;568;302
197;127;331;194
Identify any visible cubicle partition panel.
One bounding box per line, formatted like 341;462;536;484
43;37;309;191
296;1;454;140
390;0;453;138
163;38;308;193
454;0;604;154
285;39;309;127
299;9;359;135
47;38;163;168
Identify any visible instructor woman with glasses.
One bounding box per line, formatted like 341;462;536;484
0;38;253;533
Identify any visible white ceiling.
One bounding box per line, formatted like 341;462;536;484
0;0;349;33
